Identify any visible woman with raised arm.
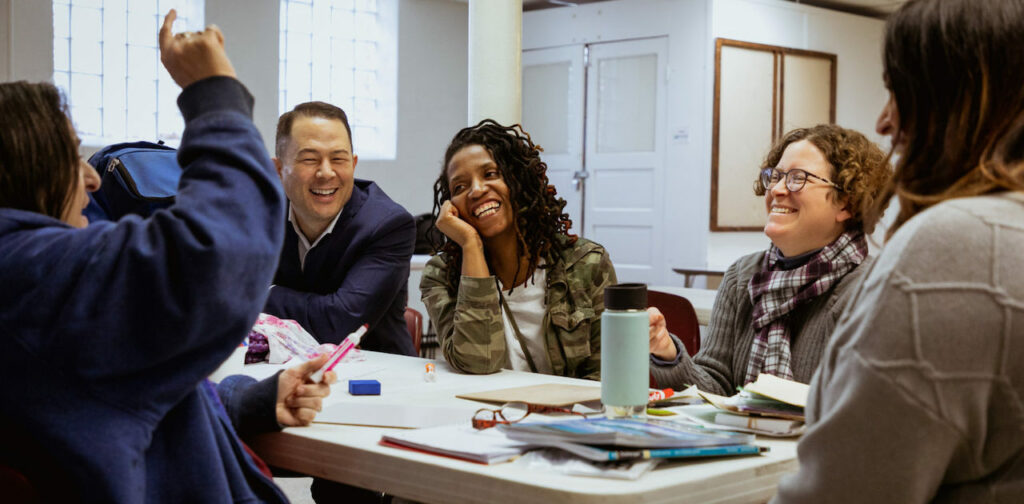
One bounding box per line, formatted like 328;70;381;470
421;119;616;379
773;0;1024;501
0;12;330;503
648;124;891;394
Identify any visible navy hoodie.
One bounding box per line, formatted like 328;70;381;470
0;77;288;503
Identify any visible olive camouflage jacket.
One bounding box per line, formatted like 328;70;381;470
420;237;616;379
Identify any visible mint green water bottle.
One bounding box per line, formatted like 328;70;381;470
600;283;648;419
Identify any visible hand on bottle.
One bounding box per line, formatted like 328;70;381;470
158;9;237;89
648;307;677;361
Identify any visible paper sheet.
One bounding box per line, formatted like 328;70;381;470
456;384;602;407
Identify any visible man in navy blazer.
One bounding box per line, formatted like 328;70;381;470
264;101;416;356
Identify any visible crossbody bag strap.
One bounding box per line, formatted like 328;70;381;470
498;288;539;373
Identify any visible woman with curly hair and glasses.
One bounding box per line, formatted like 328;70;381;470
648;124;891;394
774;0;1024;501
420;119;616;378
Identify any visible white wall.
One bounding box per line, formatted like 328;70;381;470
524;0;710;287
0;0;10;82
206;0;281;152
524;0;887;282
707;0;887;267
361;0;467;217
2;0;52;83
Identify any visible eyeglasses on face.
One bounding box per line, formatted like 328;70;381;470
760;167;842;193
471;401;584;430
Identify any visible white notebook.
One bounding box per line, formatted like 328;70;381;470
381;423;531;464
315;403;469;429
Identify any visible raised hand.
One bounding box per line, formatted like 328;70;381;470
158;9;237;89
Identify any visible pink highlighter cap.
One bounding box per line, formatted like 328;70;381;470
310;324;369;383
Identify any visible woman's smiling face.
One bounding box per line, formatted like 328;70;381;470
445;144;515;242
763;139;852;256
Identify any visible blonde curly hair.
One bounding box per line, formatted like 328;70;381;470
753;124;892;235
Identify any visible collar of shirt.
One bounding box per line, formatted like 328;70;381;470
288;205;344;271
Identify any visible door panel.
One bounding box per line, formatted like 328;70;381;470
522;46;585;234
585;38;667;284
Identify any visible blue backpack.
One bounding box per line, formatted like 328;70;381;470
84;141;181;221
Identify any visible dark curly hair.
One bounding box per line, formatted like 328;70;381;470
430;119;576;293
753;124;892;235
864;0;1024;238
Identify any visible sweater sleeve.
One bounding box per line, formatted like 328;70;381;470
264;208;415;345
649;260;747;395
216;373;283;440
420;255;507;374
772;351;962;504
773;198;1024;503
8;76;286;420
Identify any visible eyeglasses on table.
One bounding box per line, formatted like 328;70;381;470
471;401;588;430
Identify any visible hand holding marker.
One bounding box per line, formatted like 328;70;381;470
310;324;368;383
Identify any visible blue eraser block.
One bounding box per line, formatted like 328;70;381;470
348;379;381;395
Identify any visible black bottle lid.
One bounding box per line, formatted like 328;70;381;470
604;283;648;310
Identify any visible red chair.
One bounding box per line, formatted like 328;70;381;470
648;290;701;357
404;307;423;356
647;290;702;389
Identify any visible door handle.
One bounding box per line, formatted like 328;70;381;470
571;170;589;191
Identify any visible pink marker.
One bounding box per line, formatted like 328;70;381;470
310;324;368;383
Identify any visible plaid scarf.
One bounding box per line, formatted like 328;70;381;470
744;231;868;385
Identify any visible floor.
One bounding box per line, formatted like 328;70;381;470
275;477;315;504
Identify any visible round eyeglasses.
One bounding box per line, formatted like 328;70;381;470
760;167;842;193
471;401;584;430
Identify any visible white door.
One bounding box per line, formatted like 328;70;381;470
584;38;668;283
521;46;586;233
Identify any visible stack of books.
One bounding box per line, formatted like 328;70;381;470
688;373;810;437
498;417;767;462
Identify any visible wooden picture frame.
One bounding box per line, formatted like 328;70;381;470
710;38;837;231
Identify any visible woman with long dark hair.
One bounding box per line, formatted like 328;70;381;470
774;0;1024;501
420;119;616;378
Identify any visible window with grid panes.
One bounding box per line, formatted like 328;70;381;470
279;0;396;160
52;0;204;147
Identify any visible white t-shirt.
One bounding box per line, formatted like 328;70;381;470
499;266;552;374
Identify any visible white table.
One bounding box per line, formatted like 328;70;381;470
245;351;797;504
647;286;718;326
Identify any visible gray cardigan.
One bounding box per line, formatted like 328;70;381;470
650;249;868;394
773;193;1024;503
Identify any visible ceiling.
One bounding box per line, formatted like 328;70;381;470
522;0;908;19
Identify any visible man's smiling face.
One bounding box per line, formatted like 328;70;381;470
275;115;357;241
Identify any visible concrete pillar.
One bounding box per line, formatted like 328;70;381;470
467;0;522;126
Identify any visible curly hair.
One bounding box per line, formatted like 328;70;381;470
753;124;892;235
864;0;1024;238
430;119;576;293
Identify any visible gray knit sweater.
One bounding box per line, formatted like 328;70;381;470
650;249;867;395
773;193;1024;503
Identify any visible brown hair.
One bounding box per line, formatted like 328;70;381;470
0;81;79;221
431;119;576;293
754;124;892;235
275;101;353;158
865;0;1024;238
